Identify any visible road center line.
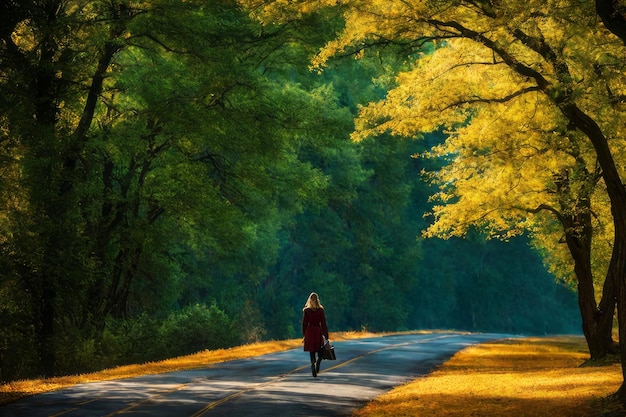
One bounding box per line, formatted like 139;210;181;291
190;334;455;417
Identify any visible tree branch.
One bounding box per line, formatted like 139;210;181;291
442;86;542;110
423;19;552;90
527;203;565;224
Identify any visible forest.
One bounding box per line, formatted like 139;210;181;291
3;0;623;387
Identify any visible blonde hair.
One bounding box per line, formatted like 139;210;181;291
303;292;324;311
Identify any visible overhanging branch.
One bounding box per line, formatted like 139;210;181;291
442;86;542;110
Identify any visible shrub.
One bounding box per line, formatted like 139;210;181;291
160;303;238;358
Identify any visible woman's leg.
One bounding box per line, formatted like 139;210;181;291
310;351;317;377
315;350;323;373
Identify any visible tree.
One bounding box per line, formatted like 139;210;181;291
0;0;586;381
240;0;626;396
0;0;331;377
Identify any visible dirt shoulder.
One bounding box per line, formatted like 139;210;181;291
352;335;623;417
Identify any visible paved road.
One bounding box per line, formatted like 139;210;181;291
1;332;514;417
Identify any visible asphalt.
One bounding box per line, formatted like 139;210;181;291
0;332;515;417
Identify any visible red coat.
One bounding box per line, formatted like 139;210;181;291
302;308;329;352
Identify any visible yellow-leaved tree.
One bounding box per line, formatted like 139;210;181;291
241;0;626;398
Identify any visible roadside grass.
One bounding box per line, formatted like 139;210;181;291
0;330;376;406
352;336;623;417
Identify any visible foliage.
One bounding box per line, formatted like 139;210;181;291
0;0;584;381
102;304;237;365
238;0;626;365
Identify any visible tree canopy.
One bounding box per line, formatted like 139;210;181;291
240;0;626;396
0;0;581;383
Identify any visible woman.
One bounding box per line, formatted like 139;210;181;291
302;292;329;377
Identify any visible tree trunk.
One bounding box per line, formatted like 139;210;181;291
556;171;618;359
612;245;626;400
585;6;626;390
30;2;62;376
567;225;617;359
577;269;617;359
560;102;626;401
36;277;56;377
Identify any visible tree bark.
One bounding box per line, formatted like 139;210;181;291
561;207;617;359
578;270;618;359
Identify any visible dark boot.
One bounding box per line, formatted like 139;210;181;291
315;356;322;374
311;363;317;377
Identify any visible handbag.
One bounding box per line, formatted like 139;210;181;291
321;336;336;360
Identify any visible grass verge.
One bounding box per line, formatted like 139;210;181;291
352;335;623;417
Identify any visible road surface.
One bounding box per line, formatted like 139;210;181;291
0;332;514;417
